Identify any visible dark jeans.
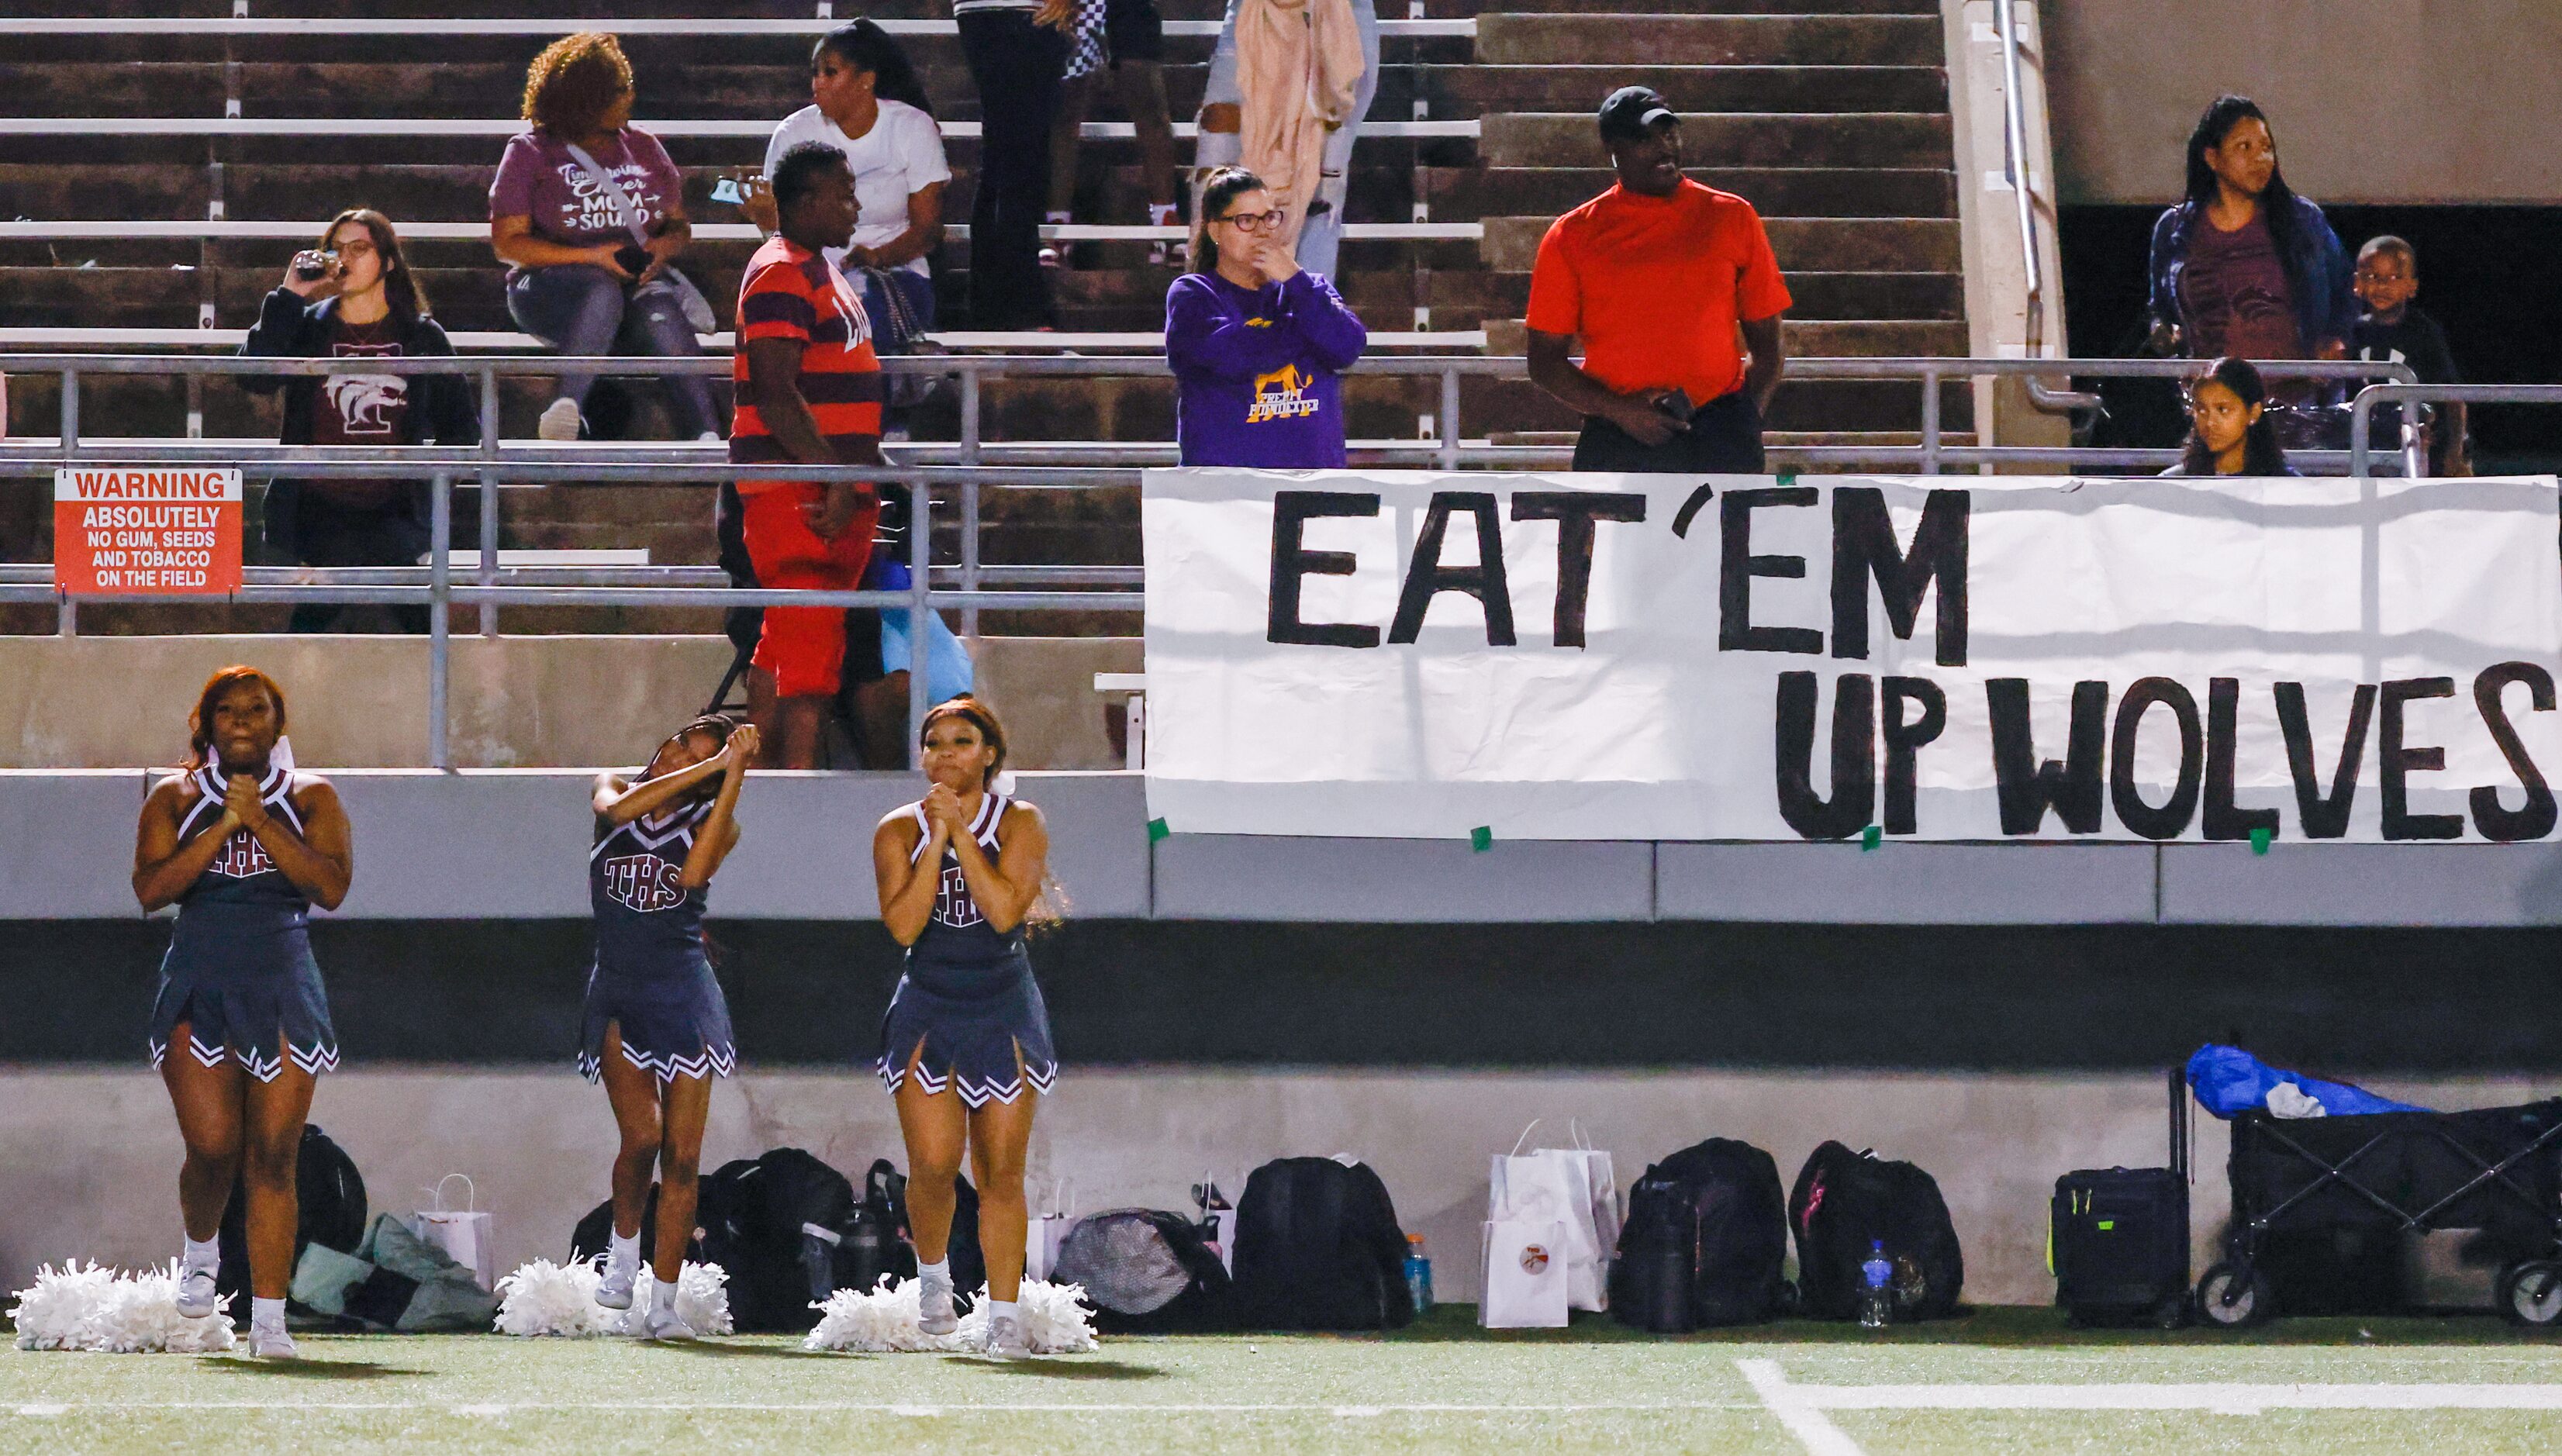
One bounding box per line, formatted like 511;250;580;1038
506;264;718;437
958;9;1067;329
1572;389;1766;473
285;494;429;634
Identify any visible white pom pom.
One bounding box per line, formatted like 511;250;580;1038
954;1279;1098;1354
9;1260;236;1354
670;1261;733;1337
803;1274;970;1353
493;1258;608;1338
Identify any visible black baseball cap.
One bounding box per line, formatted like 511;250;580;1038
1597;86;1677;140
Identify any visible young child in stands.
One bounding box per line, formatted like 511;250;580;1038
2351;236;2468;475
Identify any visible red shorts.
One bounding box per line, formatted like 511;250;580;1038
740;481;879;699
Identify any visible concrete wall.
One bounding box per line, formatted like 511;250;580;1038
2042;0;2562;205
0;634;1141;771
5;1065;2543;1311
18;768;2562;924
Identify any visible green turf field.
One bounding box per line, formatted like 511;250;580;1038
9;1306;2562;1454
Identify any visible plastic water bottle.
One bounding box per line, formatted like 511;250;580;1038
1404;1233;1434;1315
1859;1240;1894;1329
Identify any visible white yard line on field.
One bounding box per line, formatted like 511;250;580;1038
1741;1356;2562;1454
0;1397;1764;1417
1740;1359;1868;1456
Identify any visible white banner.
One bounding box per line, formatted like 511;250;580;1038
1141;470;2562;843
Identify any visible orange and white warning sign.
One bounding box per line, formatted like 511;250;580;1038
53;468;243;595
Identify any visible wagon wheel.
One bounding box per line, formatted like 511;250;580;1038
2499;1261;2562;1327
2196;1262;2271;1327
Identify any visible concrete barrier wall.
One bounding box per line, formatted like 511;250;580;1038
2042;0;2562;205
0;634;1141;771
16;768;2562;925
5;1065;2543;1310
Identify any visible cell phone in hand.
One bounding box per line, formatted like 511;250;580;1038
1655;388;1694;423
711;176;744;205
614;243;653;277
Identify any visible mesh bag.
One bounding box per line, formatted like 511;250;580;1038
1050;1209;1234;1332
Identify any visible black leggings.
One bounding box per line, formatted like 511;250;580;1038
1571;390;1766;474
958;9;1069;329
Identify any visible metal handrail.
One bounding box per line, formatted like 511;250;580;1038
1991;0;2101;416
2348;384;2562;479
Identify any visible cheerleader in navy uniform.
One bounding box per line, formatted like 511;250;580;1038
872;696;1058;1358
582;714;758;1339
132;667;353;1358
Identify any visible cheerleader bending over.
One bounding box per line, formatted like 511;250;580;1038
583;715;758;1338
133;668;352;1358
872;698;1058;1358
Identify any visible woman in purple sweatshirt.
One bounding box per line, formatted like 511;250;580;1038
1166;167;1368;467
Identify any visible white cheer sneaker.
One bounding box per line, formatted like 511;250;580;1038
594;1259;639;1312
247;1323;297;1359
916;1280;959;1337
644;1305;696;1341
983;1313;1030;1359
174;1264;219;1320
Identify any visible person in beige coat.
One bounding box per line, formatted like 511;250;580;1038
1192;0;1375;279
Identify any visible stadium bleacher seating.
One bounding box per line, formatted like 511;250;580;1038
1;0;1966;634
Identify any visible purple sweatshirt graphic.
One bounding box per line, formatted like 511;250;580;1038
1166;270;1369;468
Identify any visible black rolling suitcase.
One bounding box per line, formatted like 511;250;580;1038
2051;1068;2191;1327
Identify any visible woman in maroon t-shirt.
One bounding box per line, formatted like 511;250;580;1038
489;33;718;443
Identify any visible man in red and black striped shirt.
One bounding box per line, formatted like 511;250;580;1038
733;144;885;768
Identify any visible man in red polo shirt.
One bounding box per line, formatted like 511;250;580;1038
1525;86;1791;472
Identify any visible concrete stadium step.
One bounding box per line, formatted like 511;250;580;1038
1482;214;1956;272
1480;111;1947;170
1421;63;1944;116
1475;12;1941;67
1435;164;1953;219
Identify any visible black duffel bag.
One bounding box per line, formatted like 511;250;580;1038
218;1123;367;1323
1612;1137;1789;1330
1787;1141;1963;1322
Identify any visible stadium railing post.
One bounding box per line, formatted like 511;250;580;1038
1922;361;1942;475
1438;365;1461;472
429;470;451;771
909;470;933;771
57;367;78;637
959;361;982;641
477;365;501;637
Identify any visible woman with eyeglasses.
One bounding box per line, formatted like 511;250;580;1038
1165;167;1366;468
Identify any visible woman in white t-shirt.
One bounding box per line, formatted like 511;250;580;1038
744;20;951;340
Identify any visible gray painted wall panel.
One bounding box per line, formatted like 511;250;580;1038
1656;842;2160;923
2160;844;2562;926
330;771;591;919
0;771;147;918
1153;835;1656;921
1017;772;1152;919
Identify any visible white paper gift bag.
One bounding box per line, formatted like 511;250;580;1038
1535;1122;1620;1311
1479;1218;1569;1327
1491;1123;1610;1312
1026;1214;1077;1284
406;1174;495;1291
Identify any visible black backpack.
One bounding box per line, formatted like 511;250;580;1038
690;1148;861;1332
1787;1141;1964;1322
807;1158;986;1304
1230;1157;1414;1331
1052;1209;1234;1333
1611;1138;1788;1330
219;1123;366;1323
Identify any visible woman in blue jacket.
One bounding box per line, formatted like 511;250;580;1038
1165;167;1367;468
2146;96;2356;374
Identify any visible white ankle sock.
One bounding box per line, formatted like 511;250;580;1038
652;1277;680;1313
1148;202;1178;226
181;1234;218;1271
917;1258;951;1288
250;1296;285;1328
987;1299;1019;1321
608;1230;640;1270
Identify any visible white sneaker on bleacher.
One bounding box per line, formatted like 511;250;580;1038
537;398;583;441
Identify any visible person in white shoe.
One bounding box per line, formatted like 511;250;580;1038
580;715;759;1337
872;698;1059;1355
133;668;354;1358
